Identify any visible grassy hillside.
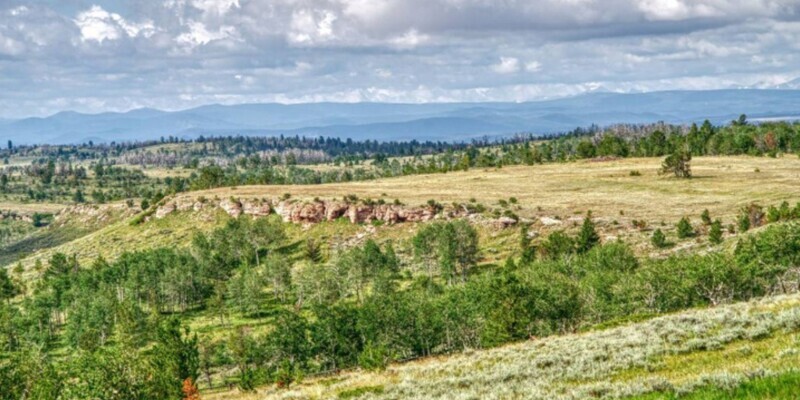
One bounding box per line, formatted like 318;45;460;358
7;156;799;276
0;203;135;267
183;156;800;222
209;293;800;400
4;154;800;399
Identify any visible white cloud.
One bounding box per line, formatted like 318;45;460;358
2;0;800;117
192;0;241;15
0;32;24;56
288;9;338;45
74;6;155;43
525;61;542;72
176;21;238;46
391;29;429;49
492;57;521;74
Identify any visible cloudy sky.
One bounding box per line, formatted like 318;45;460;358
0;0;799;118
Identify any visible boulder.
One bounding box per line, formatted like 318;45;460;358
273;201;294;222
325;202;349;221
540;217;563;226
242;200;271;217
220;198;243;218
347;205;375;224
155;202;176;219
496;217;519;229
291;202;326;224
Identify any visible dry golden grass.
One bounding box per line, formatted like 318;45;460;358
0;201;67;214
183;156;800;222
7;156;798;275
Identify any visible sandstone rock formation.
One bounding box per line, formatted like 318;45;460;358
152;195;516;228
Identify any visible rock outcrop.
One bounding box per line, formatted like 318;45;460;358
152;195;517;228
219;198;243;218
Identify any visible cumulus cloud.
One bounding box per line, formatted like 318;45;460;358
288;9;338;45
75;5;155;42
492;57;521;74
176;20;238;46
0;0;799;117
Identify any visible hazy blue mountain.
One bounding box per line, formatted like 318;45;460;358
3;90;800;144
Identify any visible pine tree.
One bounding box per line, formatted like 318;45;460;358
701;209;712;225
72;189;85;203
738;212;751;232
651;229;668;248
661;150;692;178
576;216;600;253
709;220;723;245
677;217;695;239
0;268;18;304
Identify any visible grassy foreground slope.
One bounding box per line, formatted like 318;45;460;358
212;293;800;400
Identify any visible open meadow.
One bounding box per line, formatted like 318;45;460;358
184;156;800;222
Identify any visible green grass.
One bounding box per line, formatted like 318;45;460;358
337;385;385;399
631;370;800;399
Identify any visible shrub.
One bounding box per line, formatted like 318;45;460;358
740;203;765;230
701;209;712;225
739;216;751;233
709;220;723;245
767;205;781;223
779;201;792;219
358;342;391;371
576;217;600;253
31;213;52;228
677;217;695;239
540;231;575;260
661;150;692;178
629;170;641;176
503;209;519;221
427;199;443;213
651;229;668;248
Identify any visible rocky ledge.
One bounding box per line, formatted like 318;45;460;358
153;196;486;226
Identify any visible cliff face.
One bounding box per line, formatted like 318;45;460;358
153;196;474;226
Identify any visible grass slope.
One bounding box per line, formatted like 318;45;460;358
181;156;800;222
7;156;799;278
633;370;800;399
208;294;800;400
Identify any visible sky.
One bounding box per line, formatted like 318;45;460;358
0;0;799;118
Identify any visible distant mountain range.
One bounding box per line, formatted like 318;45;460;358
3;89;800;144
